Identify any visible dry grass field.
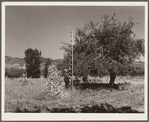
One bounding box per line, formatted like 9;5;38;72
4;76;144;113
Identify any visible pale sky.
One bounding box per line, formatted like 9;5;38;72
5;6;145;60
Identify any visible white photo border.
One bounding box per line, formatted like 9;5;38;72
1;1;148;121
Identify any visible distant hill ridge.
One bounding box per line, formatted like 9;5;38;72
5;56;63;66
5;55;144;69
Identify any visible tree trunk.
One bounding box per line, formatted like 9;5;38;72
109;72;116;87
82;75;88;82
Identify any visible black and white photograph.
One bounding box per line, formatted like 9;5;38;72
1;2;148;121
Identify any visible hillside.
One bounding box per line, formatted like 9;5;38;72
5;56;25;66
133;61;144;70
5;56;144;72
5;56;63;67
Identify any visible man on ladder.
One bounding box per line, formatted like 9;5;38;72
64;69;71;89
64;48;73;89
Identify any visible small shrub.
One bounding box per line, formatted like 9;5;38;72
5;68;25;78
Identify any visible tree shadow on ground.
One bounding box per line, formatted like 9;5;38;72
73;82;130;90
15;102;142;113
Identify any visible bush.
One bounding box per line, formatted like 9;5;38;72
43;58;52;78
5;68;26;78
128;67;144;76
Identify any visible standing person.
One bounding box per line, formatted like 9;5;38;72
63;69;70;89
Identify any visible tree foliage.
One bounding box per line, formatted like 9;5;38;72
43;58;52;78
24;48;42;78
62;14;144;85
59;42;72;75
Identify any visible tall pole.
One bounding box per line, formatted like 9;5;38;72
70;28;73;108
71;29;73;89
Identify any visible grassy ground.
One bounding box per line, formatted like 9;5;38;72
4;76;144;113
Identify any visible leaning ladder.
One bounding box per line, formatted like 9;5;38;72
69;30;74;108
